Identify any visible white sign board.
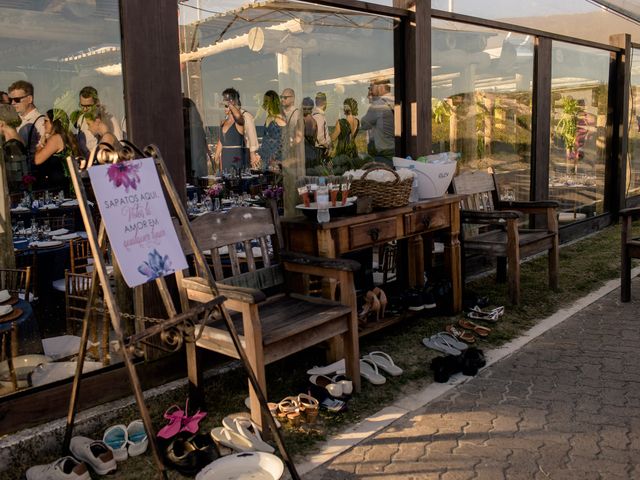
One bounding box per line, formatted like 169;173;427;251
88;158;188;287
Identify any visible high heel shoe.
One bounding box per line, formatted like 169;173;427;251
358;290;381;323
372;287;387;319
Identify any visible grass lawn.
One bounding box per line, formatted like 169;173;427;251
6;223;632;479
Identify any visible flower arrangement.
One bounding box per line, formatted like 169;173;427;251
22;173;36;192
206;183;225;198
261;185;283;200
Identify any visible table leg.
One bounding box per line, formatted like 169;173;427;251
444;231;462;314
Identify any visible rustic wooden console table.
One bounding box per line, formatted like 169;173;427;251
281;195;464;330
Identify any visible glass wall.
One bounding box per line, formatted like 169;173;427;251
549;41;609;223
627;47;640;198
431;0;640;45
431;19;534;201
178;0;398;216
0;0;125;398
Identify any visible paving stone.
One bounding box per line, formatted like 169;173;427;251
305;282;640;480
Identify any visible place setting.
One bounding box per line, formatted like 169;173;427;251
0;291;22;323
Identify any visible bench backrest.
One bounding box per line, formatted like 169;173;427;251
451;170;499;212
181;206;283;291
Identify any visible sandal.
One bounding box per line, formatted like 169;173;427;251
466;305;503;322
157;405;185;439
277;396;300;425
422;332;467;355
446;324;476;343
372;287;388;319
362;351;403;377
298;393;320;424
458;318;491;337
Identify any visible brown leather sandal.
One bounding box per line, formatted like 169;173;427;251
446;324;476;343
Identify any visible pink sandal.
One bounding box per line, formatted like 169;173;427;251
157;405;184;439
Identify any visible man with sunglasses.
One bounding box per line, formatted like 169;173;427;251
75;85;123;157
8;80;46;166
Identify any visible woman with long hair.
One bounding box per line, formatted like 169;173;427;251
331;97;360;160
34;109;80;194
257;90;285;171
83;104;121;153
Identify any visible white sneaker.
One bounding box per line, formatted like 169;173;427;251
26;456;90;480
103;424;128;461
126;419;148;457
69;436;117;475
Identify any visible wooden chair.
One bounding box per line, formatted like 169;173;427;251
0;267;31;390
620;206;640;302
65;271;109;363
46;214;74;231
0;267;31;300
178;205;361;431
70;238;92;273
451;170;559;304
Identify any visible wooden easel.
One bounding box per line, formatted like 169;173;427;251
63;143;300;479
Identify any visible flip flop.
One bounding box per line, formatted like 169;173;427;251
228;417;274;453
362;351;403;376
422;333;462;355
306;359;346;375
435;332;468;351
357;358;387;385
336;358;387;385
458;318;491;337
210;427;255;452
446;324;476;343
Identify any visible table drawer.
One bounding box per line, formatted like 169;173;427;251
349;218;397;249
404;206;448;234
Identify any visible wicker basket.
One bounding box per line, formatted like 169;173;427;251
350;163;413;209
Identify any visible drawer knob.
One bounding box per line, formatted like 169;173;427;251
421;216;431;228
368;227;380;241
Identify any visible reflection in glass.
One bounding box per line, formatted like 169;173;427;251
627;48;640;198
0;0;125;398
177;0;397;216
431;0;640;45
431;20;533;201
550;41;609;223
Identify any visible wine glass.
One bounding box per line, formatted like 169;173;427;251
16;220;25;237
43;220;51;236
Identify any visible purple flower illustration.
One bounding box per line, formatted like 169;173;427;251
138;249;173;280
107;161;141;192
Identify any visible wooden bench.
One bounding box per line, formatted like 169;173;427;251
452;170;559;304
178;205;361;431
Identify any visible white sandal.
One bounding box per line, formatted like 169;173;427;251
362;351;403;376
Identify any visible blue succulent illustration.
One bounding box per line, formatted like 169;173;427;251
137;249;173;280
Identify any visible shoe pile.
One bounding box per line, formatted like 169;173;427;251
156;399;217;476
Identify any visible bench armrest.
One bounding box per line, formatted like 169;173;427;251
620;206;640;219
182;276;265;304
461;209;521;225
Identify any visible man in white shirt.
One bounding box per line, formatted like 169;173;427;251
8;80;45;167
312;92;331;160
361;78;395;165
280;88;303;154
75;86;123;158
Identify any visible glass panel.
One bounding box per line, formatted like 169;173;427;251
178;0;398;217
628;48;640;198
0;1;125;398
431;19;534;201
550;41;610;223
431;0;640;45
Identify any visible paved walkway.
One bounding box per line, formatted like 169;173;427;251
303;278;640;480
